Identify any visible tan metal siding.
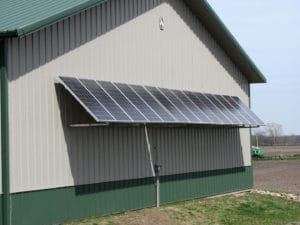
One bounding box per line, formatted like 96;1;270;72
7;0;251;193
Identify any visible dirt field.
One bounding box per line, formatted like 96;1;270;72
262;145;300;157
253;159;300;194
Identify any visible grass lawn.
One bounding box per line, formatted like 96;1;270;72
63;193;300;225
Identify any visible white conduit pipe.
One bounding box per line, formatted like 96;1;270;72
144;124;155;177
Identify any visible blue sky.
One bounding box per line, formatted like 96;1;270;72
207;0;300;135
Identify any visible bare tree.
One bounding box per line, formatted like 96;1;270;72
264;122;283;145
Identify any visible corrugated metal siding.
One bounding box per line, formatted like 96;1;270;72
6;0;251;193
150;127;245;176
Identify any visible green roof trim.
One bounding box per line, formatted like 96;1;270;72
0;0;266;83
0;0;107;38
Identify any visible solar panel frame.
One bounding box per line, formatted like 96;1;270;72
58;76;263;127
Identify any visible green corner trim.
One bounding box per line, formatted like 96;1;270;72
0;194;3;225
10;166;252;225
0;40;10;225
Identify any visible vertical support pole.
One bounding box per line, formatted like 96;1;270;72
153;130;161;208
0;40;11;225
156;171;160;208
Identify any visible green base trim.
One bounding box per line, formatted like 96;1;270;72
11;166;252;225
160;166;253;204
11;178;155;225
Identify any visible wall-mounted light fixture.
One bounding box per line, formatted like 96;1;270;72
159;17;165;31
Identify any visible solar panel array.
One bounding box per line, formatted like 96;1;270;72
59;76;264;127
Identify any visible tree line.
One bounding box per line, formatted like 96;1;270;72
251;122;300;146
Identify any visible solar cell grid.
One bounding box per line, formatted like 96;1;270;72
222;96;257;125
184;91;224;124
160;88;199;122
171;90;211;123
98;81;147;122
115;83;162;122
146;86;188;122
80;79;131;121
206;94;241;124
130;85;176;122
196;93;231;124
231;96;264;125
59;76;263;127
59;77;114;121
216;95;250;124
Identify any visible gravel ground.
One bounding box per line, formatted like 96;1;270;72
253;160;300;194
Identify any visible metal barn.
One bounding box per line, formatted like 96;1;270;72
0;0;266;224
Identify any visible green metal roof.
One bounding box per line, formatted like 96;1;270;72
0;0;266;83
0;0;106;37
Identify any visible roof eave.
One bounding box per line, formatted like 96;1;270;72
0;30;18;38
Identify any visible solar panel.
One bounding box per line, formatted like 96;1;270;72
80;79;131;122
222;95;258;125
215;95;250;125
184;91;224;124
59;76;264;127
114;83;162;122
98;81;147;122
205;94;241;124
130;85;176;122
145;86;188;122
231;96;264;125
171;90;211;123
59;77;114;122
159;88;199;122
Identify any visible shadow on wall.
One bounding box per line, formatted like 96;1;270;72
149;126;245;177
7;0;248;97
56;84;155;194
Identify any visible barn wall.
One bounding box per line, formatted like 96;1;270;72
6;0;251;193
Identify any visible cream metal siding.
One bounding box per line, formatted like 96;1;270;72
6;0;251;193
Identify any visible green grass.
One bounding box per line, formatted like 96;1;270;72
63;193;300;225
